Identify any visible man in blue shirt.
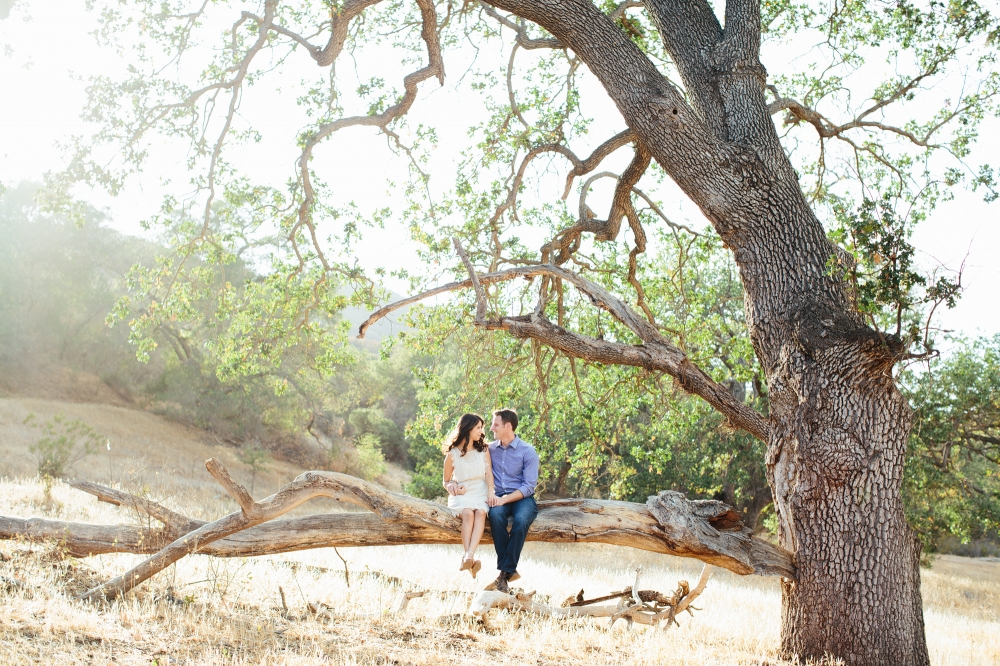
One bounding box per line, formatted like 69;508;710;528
486;408;539;593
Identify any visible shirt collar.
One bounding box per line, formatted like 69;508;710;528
491;436;520;449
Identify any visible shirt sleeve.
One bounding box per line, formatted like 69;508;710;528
517;446;540;498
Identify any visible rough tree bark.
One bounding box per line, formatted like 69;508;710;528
363;1;930;663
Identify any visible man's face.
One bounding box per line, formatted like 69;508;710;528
491;414;510;439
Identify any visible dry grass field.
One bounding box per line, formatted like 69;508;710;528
2;482;998;665
0;397;998;665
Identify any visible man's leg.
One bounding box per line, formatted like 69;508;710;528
501;496;538;575
488;503;512;572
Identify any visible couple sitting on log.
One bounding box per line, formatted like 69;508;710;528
442;409;539;594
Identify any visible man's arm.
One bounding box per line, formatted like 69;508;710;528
516;446;539;499
492;489;523;506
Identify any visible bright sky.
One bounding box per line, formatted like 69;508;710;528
1;2;998;342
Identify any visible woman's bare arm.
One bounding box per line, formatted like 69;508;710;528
484;448;496;500
443;451;458;495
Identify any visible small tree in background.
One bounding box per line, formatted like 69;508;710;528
238;441;272;495
348;408;408;466
351;433;387;482
24;413;102;480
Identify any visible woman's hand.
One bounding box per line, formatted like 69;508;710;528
455;483;467;495
445;480;459;496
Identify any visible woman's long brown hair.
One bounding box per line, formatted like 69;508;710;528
442;413;486;456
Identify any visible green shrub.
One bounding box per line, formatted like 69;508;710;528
348;408;408;465
351;433;386;481
238;442;272;494
24;413;102;478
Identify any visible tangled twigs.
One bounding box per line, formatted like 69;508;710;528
360;257;772;443
469;564;713;628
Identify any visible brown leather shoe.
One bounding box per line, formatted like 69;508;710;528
495;573;510;594
507;571;520;583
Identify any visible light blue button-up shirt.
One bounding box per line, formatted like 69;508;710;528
489;436;539;498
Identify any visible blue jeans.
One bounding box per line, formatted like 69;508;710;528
488;496;538;574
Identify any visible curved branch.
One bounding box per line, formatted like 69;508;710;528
507;43;531;130
488;130;636;228
314;0;387;66
358;263;771;442
481;3;564;49
65;480;199;533
766;69;954;149
2;476;793;586
632;187;703;237
494;312;771;442
292;0;444;273
542;143;651;266
562;129;638;198
453;238;487;323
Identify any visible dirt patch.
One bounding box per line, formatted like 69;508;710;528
0;362;134;408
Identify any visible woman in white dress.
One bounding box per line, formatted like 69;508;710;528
442;413;495;578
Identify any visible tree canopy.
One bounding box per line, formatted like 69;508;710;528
56;0;996;368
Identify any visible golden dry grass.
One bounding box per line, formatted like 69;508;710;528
0;396;997;665
0;478;998;666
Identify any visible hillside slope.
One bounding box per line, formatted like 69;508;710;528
5;395;300;486
0;375;409;518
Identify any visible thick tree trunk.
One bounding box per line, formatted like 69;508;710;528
769;345;927;665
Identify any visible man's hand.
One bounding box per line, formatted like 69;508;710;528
488;494;504;507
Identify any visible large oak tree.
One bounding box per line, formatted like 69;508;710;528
60;0;999;663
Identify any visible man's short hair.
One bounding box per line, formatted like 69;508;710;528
493;408;519;432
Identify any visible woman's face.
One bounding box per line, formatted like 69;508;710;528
470;420;485;442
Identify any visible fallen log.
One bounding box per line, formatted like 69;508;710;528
0;459;793;601
469;564;713;628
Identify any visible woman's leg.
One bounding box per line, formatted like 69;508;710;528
461;508;475;555
468;509;487;558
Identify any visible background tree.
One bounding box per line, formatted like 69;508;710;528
56;0;1000;663
901;335;1000;553
0;184;420;473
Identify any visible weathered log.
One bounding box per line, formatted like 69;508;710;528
0;461;793;601
468;564;712;628
2;483;793;575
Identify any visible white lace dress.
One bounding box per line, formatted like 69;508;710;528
447;447;490;512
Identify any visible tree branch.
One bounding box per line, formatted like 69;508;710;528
487;129;636;229
2;476;793;583
358;262;771;442
314;0;387;66
453;238;487;323
291;0;444;274
541;143;651;265
481;3;564;50
64;480;199;533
